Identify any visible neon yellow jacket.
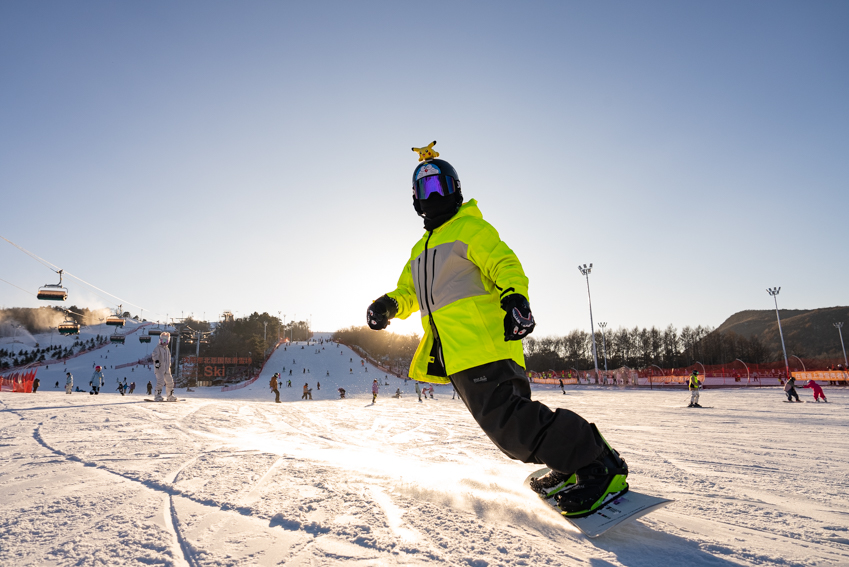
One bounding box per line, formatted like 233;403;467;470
387;199;529;383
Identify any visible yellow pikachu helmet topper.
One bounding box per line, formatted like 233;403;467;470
412;141;439;162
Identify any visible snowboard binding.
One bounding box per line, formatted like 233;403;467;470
555;424;629;518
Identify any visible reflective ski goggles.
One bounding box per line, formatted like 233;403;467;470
414;174;458;200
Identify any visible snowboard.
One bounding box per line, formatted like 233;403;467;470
143;399;184;402
524;467;672;538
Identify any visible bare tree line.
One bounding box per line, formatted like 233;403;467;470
524;326;772;372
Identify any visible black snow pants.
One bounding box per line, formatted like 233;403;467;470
786;387;800;402
450;359;604;475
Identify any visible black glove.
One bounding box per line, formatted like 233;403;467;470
501;294;536;341
367;295;398;330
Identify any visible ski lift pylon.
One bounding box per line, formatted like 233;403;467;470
37;270;68;301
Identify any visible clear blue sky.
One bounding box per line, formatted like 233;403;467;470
1;1;847;338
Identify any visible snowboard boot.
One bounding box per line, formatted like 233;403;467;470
154;389;164;402
529;469;576;498
555;423;629;517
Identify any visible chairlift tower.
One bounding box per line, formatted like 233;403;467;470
834;322;848;368
578;264;601;381
766;287;791;381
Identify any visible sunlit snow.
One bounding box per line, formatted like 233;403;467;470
1;329;847;566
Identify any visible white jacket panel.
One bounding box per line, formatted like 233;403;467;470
152;344;172;375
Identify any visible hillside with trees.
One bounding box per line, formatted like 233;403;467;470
714;306;849;359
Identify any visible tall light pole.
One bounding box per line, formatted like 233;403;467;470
834;322;848;368
598;321;609;372
767;287;791;381
578;264;600;381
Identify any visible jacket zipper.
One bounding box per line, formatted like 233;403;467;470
422;231;446;373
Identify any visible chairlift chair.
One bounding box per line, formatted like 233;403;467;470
58;319;80;336
148;322;163;336
37;270;68;301
106;304;126;327
110;332;126;345
139;335;151;343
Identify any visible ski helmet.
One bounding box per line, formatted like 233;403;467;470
95;366;101;371
411;158;463;218
159;332;170;345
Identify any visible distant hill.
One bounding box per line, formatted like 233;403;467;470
715;306;849;360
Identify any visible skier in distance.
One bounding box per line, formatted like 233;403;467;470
687;370;702;408
365;143;628;516
152;332;175;401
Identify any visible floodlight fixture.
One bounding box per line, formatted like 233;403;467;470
766;286;790;381
578;262;601;380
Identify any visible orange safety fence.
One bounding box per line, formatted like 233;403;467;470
0;368;38;392
528;366;849;387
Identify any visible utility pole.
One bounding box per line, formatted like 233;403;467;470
834;322;848;368
766;287;790;381
578;264;601;381
598;321;609;373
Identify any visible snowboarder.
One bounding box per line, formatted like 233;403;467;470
117;382;125;396
415;381;423;402
366;145;627;516
90;366;104;395
32;377;40;393
393;388;401;398
785;375;801;402
270;372;281;403
152;332;175;402
317;381;320;390
338;387;346;399
372;379;379;403
65;372;73;394
146;381;152;396
302;383;312;400
803;379;827;402
687;370;702;408
129;382;135;394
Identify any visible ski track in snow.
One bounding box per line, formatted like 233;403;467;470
1;332;848;565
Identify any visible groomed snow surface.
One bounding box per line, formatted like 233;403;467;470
1;333;848;566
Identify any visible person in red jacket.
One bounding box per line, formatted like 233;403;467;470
802;380;827;402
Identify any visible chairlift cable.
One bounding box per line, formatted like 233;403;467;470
0;277;38;297
1;234;160;318
0;235;59;272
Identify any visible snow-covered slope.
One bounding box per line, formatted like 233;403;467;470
216;333;433;401
2;328;423;399
1;382;847;566
0;320;171;389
